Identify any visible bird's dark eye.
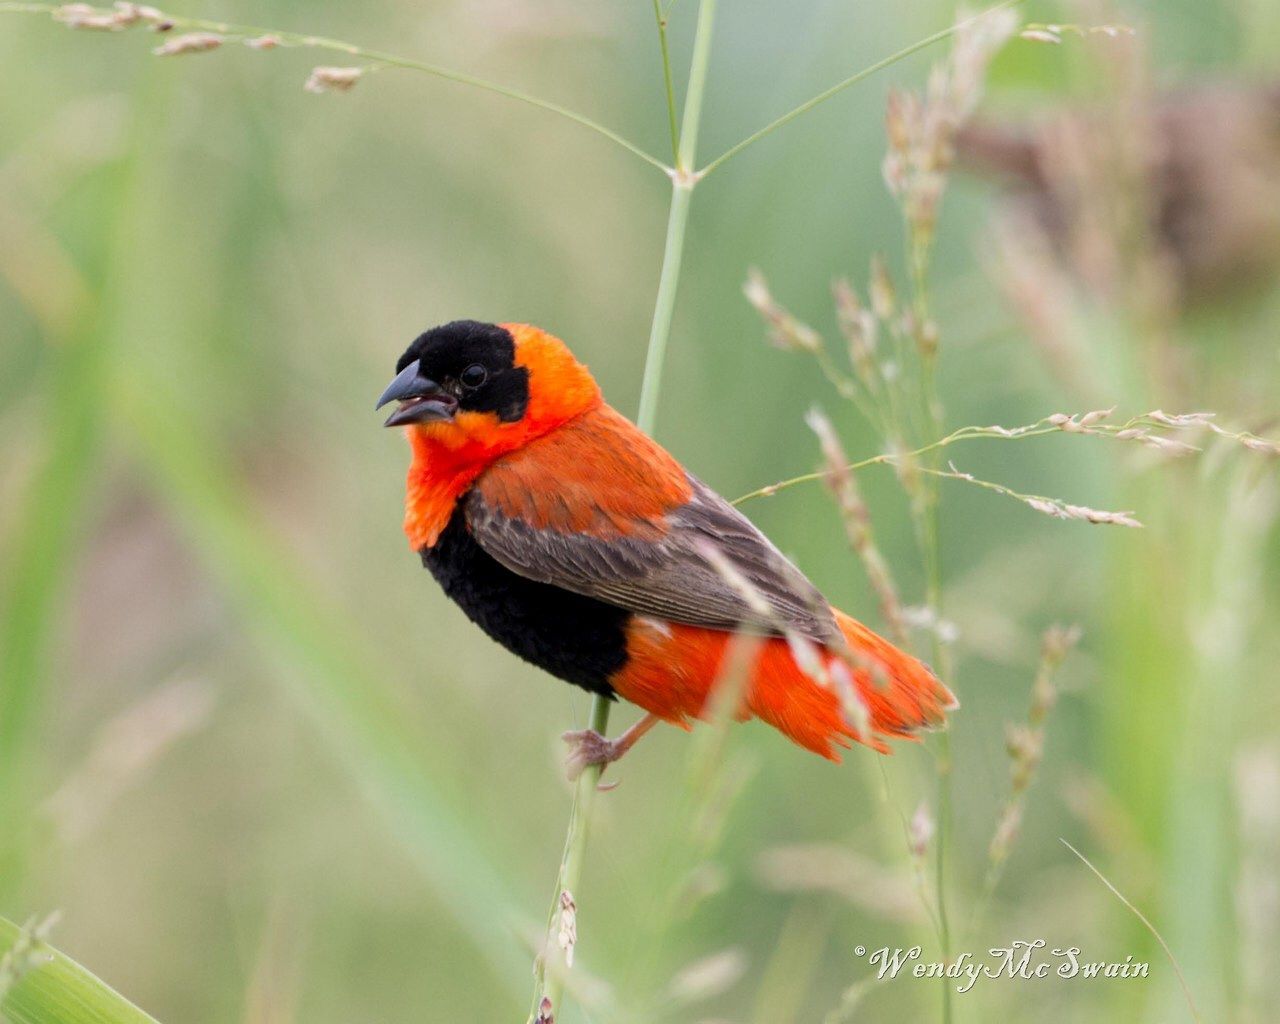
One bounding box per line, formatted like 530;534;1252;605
460;363;488;389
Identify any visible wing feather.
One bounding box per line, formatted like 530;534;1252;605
465;408;837;641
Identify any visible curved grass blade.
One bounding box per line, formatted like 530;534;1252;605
0;916;160;1024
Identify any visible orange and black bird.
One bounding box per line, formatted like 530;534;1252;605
377;321;955;772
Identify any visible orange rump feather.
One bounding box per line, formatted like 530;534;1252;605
612;609;956;759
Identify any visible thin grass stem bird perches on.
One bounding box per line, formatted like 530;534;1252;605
533;1;720;1014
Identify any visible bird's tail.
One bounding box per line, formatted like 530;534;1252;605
745;608;957;760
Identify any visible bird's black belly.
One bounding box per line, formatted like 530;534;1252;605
420;505;627;698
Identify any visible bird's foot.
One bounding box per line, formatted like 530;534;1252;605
561;714;659;784
561;729;625;783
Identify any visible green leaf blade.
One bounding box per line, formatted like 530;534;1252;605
0;917;160;1024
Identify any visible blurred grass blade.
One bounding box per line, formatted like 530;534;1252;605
749;903;828;1024
110;372;530;1004
0;917;160;1024
0;76;167;896
0;315;103;891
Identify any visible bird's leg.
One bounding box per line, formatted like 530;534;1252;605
562;713;660;782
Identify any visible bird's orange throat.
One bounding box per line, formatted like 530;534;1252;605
401;323;603;549
402;427;491;550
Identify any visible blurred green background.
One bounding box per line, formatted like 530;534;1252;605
2;1;1278;1021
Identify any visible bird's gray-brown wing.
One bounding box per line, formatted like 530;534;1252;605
464;408;837;641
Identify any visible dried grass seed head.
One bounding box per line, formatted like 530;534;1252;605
556;890;577;968
151;31;222;56
832;278;879;384
743;268;822;354
910;801;935;858
305;65;365;93
882;7;1017;235
55;2;162;30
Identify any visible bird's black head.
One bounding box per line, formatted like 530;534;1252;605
376;320;531;427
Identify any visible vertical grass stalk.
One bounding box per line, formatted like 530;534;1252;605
531;2;716;1020
915;298;956;1024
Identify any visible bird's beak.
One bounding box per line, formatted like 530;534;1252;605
376;360;459;427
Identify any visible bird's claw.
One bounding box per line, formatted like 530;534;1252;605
562;728;625;784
